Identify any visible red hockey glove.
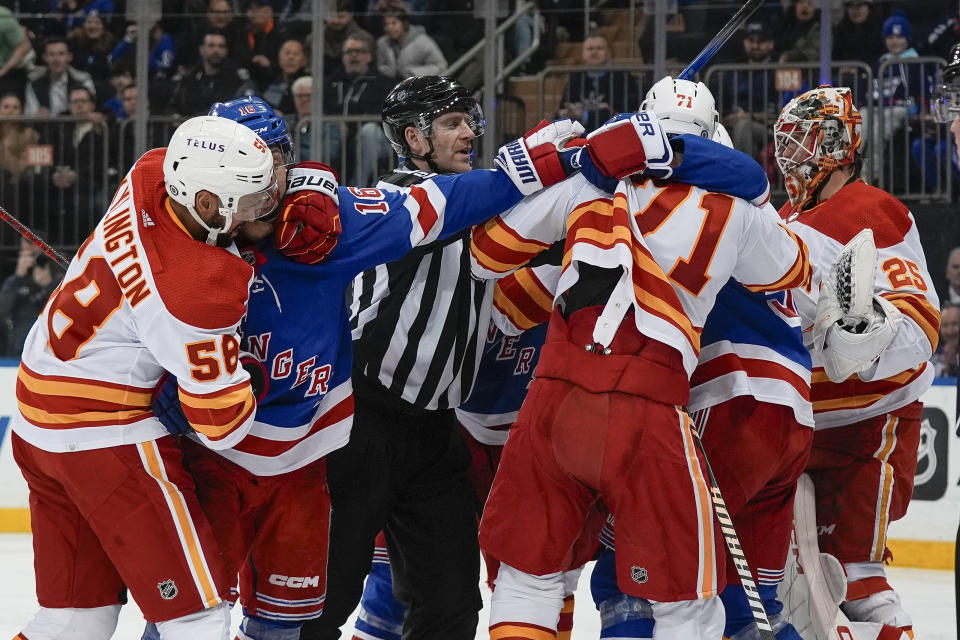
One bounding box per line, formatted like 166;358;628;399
584;111;674;180
494;119;585;195
274;162;342;265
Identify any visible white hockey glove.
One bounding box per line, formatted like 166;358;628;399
811;230;901;382
583;111;674;180
495;119;585;195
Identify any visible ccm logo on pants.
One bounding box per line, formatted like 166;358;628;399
269;575;321;588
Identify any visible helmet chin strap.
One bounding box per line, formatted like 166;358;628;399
186;200;232;246
405;125;443;174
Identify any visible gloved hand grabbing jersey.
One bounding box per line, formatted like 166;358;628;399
495;119;586;195
582;111;674;181
274;162;343;265
151;355;269;436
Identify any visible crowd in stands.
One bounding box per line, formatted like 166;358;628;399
0;0;956;358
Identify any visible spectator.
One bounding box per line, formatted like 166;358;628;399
49;86;106;235
921;8;960;58
0;7;37;100
943;246;960;304
110;83;164;177
714;21;780;161
375;1;447;80
262;38;306;114
932;301;960;377
67;10;116;84
231;0;289;91
109;22;176;80
101;63;131;118
0;92;40;178
325;34;393;184
0;241;56;357
175;0;241;70
0;93;40;225
555;33;639;130
874;12;923;150
170;29;254;116
834;0;885;64
47;0;114;35
306;0;373;73
24;36;96;116
289;74;312;160
776;0;820;63
880;11;920;64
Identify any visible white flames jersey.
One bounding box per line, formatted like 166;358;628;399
780;180;940;429
471;174;811;377
13;149;256;453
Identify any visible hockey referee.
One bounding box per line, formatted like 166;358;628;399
299;76;525;639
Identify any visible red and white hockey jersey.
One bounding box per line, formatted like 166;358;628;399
13;149;256;453
472;174;812;377
780;180;940;429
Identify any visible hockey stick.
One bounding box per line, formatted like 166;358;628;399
678;0;766;80
0;205;70;270
691;428;777;640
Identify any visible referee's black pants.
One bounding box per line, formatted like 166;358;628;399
299;376;482;640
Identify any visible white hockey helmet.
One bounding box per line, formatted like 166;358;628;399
640;76;718;139
163;116;279;245
713;121;734;148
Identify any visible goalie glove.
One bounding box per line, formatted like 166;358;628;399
495;119;585;195
811;230;901;382
583;111;674;180
274;162;343;265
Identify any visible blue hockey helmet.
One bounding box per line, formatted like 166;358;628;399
209;96;296;166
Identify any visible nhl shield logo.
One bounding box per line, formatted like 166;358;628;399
631;566;648;584
157;579;178;600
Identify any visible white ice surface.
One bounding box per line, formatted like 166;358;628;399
0;533;954;639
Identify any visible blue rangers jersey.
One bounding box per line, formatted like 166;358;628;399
211;164;528;475
456;322;548;446
689;281;813;427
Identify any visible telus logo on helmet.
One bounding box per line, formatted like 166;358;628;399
184;137;227;152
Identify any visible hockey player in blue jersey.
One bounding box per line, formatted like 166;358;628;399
146;95;622;640
155;87;779;640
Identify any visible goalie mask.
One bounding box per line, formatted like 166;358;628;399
640;76;718;139
932;42;960;123
774;86;862;208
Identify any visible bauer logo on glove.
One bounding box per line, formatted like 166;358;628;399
585;111;674;180
274;162;343;265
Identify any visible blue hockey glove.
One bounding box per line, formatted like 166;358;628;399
151;374;191;436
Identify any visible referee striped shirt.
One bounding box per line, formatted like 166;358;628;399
347;167;494;411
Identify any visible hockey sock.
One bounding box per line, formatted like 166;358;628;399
591;549;654;639
489;563;565;639
353;561;405;640
237;613;302;640
556;595;575;640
